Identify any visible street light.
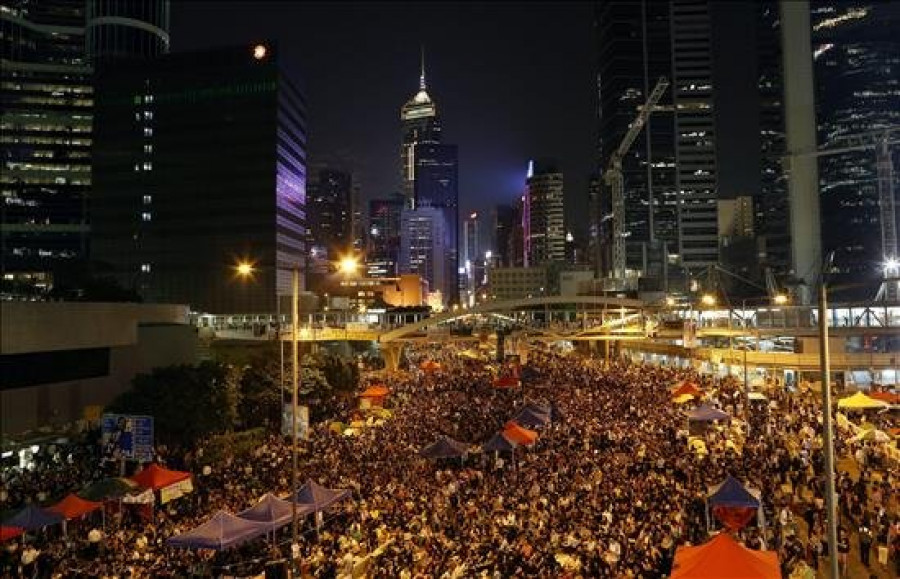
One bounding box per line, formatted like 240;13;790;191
700;293;716;307
233;258;302;568
773;293;789;305
338;255;359;276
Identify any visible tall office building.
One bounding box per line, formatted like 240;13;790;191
1;0;92;291
366;194;404;278
86;0;170;64
306;166;354;258
400;51;441;202
399;204;447;303
812;1;900;295
524;160;565;266
91;43;307;313
595;0;678;277
595;0;718;281
671;0;718;268
414;142;458;302
463;211;480;266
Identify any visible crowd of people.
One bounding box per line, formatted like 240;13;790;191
1;344;898;578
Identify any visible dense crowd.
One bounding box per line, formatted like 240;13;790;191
1;346;898;578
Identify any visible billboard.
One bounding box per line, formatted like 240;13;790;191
101;414;154;462
281;404;309;440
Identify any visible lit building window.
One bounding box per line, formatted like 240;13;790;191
141;212;152;222
144;144;153;154
141;263;151;273
142;195;152;204
143;162;153;171
143;127;153;137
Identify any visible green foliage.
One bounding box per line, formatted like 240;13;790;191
195;428;266;466
107;361;241;445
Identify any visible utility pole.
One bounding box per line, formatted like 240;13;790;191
818;280;839;579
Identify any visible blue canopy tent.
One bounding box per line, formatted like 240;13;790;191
705;476;765;533
514;407;551;428
2;504;63;532
419;436;469;460
167;511;270;550
238;493;309;531
685;405;730;422
292;480;351;513
482;431;518;453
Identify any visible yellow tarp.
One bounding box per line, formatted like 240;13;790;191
674;393;695;404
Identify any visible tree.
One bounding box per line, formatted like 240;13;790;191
107;361;240;446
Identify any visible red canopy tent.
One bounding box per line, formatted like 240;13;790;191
47;493;103;520
670;533;779;579
503;421;538;446
0;527;23;542
131;463;191;490
672;382;702;398
493;375;520;389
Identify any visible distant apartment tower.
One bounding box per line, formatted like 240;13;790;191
307;166;354;258
413;143;459;303
492;204;515;267
366;194;404;278
1;0;93;289
91;44;307;313
812;1;900;295
399;204;447;303
524;160;565;266
400;53;441;202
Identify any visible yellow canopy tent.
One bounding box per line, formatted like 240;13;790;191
837;391;890;410
674;393;696;404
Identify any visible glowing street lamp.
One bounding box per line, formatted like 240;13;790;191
701;294;717;307
338;255;359;276
235;261;256;277
773;294;789;305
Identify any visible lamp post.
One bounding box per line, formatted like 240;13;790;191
234;260;302;567
818;281;839;579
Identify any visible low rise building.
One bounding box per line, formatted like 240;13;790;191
1;302;197;435
487;266;547;301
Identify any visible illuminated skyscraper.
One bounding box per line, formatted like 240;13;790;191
366;194;405;278
812;1;900;295
524;160;565;266
1;0;93;291
399;49;441;202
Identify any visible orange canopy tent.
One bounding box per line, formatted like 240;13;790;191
358;385;390;398
47;493;103;520
670;533;779;579
420;360;441;372
672;382;702;398
503;421;538;446
869;391;900;404
130;463;191;491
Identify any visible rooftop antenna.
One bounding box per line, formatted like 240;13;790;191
419;45;427;91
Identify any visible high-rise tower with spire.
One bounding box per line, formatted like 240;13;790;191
400;47;442;202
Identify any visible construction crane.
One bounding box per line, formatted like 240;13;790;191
603;76;669;284
787;126;899;301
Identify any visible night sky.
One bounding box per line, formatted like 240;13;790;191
171;2;597;238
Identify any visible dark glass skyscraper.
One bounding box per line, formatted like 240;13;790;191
366;194;404;278
307;166;354;259
91;43;307;313
1;0;92;291
413;143;458;303
595;0;679;277
812;1;900;294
